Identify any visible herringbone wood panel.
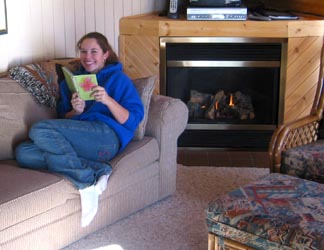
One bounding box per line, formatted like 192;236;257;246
284;36;323;123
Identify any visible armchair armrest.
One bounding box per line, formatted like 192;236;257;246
145;95;188;141
269;113;322;173
145;94;188;198
269;43;324;173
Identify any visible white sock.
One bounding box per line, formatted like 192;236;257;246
79;185;99;227
95;174;110;195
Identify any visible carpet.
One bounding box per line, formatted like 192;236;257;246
63;164;270;250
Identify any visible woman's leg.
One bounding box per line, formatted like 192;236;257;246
15;141;47;169
28;119;120;189
17;119;119;227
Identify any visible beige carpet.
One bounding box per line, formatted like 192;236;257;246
63;164;270;250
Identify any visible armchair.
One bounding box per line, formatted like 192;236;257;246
269;42;324;183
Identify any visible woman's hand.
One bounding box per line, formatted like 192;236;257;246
92;86;110;105
71;92;85;114
91;86;129;124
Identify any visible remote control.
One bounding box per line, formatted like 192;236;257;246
248;12;271;21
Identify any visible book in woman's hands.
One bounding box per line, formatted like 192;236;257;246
62;66;98;100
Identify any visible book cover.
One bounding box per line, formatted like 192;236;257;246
62;66;98;100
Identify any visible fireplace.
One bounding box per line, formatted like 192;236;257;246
160;37;287;149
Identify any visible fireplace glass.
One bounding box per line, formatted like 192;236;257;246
160;37;287;149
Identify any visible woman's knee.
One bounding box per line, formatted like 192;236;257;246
29;120;53;140
15;142;33;167
15;143;25;164
15;141;46;169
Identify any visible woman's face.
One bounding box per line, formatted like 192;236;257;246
79;38;109;73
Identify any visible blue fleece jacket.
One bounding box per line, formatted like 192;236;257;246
57;62;144;152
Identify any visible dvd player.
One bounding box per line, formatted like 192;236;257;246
187;7;247;20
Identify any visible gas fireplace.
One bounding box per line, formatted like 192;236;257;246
160;37;287;149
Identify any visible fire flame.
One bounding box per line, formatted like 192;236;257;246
215;101;219;110
229;94;234;107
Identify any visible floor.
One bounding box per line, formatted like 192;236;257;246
177;148;270;169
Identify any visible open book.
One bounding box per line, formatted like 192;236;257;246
62;66;98;100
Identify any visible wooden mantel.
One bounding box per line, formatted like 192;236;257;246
120;12;324;38
119;12;324;124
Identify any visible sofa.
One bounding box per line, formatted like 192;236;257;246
0;59;188;250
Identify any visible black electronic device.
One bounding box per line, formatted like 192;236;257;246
189;0;241;7
168;0;180;19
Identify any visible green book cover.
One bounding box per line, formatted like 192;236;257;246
62;66;98;100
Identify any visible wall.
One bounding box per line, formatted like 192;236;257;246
0;0;167;73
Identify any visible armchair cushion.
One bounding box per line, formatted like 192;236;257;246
281;139;324;184
132;76;156;140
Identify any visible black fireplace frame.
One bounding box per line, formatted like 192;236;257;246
160;37;288;149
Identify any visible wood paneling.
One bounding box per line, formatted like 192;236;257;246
119;35;159;93
119;13;324;124
285;37;323;122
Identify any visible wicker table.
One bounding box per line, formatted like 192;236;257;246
206;173;324;250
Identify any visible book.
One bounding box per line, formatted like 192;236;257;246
62;66;98;100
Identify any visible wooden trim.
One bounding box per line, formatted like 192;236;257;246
208;233;216;250
208;233;255;250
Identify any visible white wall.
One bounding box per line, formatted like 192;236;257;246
0;0;167;72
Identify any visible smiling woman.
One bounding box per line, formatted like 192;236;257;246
0;0;7;35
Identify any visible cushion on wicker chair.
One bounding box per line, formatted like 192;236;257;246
281;139;324;184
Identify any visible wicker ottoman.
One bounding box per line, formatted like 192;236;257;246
206;173;324;250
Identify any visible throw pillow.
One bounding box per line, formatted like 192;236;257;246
9;58;80;108
133;75;156;140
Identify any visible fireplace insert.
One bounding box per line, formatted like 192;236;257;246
160;37;287;149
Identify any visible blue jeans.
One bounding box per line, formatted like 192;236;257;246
15;119;120;189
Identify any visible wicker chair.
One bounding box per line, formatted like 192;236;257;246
269;43;324;182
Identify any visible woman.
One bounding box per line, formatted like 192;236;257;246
15;32;144;227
